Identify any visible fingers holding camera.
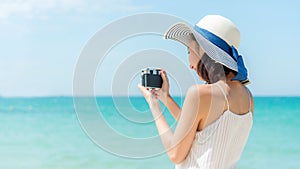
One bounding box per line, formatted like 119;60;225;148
138;84;161;114
139;68;170;111
160;70;169;83
137;84;159;102
138;84;150;102
151;89;160;99
157;70;170;104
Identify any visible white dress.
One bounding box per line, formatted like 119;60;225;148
176;85;253;169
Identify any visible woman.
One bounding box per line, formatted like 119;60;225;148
138;15;253;169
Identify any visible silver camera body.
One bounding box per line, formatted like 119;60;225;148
141;68;162;89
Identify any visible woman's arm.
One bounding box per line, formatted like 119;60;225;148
164;94;181;121
138;84;205;164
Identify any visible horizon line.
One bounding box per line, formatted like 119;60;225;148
1;95;300;98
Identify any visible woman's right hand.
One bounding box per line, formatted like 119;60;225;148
152;69;170;104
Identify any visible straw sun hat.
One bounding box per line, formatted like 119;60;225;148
164;15;249;84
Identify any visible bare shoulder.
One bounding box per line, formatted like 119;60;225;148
186;84;212;101
185;84;212;120
187;84;211;95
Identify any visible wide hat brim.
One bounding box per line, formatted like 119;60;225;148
164;22;238;72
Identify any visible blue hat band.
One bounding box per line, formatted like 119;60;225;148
194;25;248;83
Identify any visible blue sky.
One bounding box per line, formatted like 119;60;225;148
0;0;299;97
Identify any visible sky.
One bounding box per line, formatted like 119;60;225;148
0;0;299;97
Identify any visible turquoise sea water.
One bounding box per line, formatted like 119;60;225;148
0;97;299;169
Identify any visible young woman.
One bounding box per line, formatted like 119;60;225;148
138;15;254;169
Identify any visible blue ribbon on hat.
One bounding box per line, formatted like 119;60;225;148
194;26;248;83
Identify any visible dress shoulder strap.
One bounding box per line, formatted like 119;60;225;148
215;83;230;111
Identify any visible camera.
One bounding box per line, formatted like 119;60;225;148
141;68;162;89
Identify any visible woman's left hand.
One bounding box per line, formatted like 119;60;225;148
138;84;162;118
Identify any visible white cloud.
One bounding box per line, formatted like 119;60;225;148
0;0;143;20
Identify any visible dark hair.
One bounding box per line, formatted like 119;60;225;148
197;53;237;84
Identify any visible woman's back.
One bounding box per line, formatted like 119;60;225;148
176;81;253;169
198;81;253;131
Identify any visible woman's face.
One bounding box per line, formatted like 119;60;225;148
187;43;203;72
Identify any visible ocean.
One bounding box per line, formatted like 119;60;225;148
0;97;299;169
